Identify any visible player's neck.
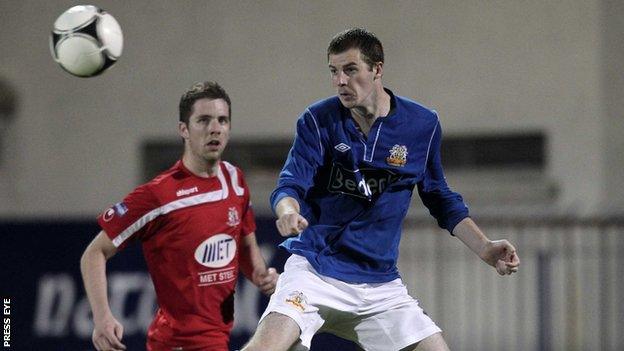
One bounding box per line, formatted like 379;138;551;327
182;154;219;178
350;87;390;137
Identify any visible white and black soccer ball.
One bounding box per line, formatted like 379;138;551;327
49;5;123;77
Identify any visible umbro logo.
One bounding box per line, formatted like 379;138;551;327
334;143;351;153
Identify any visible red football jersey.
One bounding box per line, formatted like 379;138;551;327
98;160;256;350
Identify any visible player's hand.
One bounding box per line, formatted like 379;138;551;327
92;314;126;351
255;267;279;295
479;239;520;275
275;213;308;237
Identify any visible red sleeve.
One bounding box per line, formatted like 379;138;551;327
97;184;160;250
238;169;257;236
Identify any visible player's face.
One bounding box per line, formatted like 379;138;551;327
329;48;382;110
180;98;230;164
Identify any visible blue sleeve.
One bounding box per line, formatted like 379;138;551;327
270;110;324;214
417;118;469;233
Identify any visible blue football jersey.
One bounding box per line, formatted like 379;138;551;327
271;89;469;283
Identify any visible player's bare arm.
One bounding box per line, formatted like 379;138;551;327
274;196;308;237
452;218;520;275
239;232;278;295
80;231;126;351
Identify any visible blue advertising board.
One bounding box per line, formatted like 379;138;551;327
0;218;357;351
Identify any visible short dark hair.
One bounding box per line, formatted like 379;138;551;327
179;81;231;124
327;28;384;69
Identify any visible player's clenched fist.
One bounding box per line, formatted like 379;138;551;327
479;239;520;275
254;267;279;295
276;213;308;237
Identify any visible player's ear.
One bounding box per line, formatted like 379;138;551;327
178;121;189;140
373;62;383;80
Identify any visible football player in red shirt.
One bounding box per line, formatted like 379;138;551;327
80;81;279;351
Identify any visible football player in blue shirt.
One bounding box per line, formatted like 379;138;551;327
243;28;520;351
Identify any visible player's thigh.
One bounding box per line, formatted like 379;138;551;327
401;332;450;351
243;312;301;351
347;293;442;351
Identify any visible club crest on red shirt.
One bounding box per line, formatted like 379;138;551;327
227;207;240;226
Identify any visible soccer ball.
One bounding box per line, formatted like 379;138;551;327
49;5;123;77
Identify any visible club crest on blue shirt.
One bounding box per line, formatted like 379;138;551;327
227;207;240;226
386;144;408;167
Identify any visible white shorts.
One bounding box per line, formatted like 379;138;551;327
259;255;441;351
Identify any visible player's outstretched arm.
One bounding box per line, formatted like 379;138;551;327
80;231;126;351
452;218;520;275
240;233;279;295
274;196;308;237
